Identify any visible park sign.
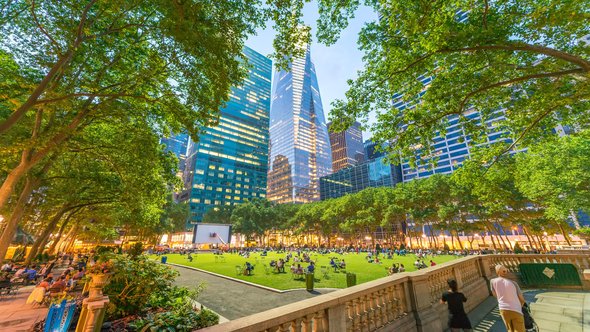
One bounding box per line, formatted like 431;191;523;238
519;263;582;287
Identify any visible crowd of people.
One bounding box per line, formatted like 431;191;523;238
0;252;91;305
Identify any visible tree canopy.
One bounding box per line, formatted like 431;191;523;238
326;0;590;164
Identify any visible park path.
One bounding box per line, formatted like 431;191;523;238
171;264;335;320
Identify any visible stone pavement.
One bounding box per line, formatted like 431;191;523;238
171;264;336;320
472;290;590;332
0;285;48;331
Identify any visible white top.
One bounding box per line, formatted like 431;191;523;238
490;277;522;314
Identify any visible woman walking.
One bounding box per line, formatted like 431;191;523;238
441;279;472;331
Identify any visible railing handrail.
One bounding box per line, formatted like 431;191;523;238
200;255;482;331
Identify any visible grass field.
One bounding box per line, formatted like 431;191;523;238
156;252;459;290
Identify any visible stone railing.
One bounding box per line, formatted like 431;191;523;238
200;254;589;332
485;254;590;289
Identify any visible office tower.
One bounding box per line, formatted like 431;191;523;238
267;44;332;203
319;156;402;200
364;139;387;161
160;133;190;174
328;121;365;172
186;46;272;226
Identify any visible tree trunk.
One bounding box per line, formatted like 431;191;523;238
557;223;572;246
25;206;70;264
522;226;536;250
0;176;39;264
48;219;70;255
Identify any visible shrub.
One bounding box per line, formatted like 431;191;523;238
103;255;179;319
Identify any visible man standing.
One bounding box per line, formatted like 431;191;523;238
490;265;526;332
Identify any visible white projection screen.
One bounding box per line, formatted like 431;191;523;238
192;223;232;245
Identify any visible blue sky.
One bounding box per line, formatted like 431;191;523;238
246;4;377;140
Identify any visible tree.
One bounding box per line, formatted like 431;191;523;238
0;0;310;214
515;130;590;239
326;0;590;164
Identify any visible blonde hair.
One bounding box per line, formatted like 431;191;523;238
495;264;507;275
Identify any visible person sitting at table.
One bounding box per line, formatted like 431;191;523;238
48;275;67;294
25;265;38;283
12;265;26;279
1;262;12;272
37;277;52;291
0;272;10;289
244;262;254;275
277;259;285;273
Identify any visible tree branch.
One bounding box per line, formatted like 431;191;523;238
30;0;61;54
458;68;585;113
440;44;590;71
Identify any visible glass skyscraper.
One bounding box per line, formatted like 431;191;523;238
160;133;190;174
267;44;332;204
328;121;365;172
319;156;402;200
186;46;272;226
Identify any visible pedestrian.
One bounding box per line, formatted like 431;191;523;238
490;265;526;332
440;279;472;331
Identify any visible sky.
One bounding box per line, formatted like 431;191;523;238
245;3;377;140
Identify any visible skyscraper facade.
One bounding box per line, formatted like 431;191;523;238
160;133;190;174
319;156;402;200
328;121;365;172
186;46;272;226
267;45;332;203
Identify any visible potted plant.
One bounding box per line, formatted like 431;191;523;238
86;260;114;299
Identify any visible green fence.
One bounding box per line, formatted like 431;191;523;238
519;263;582;287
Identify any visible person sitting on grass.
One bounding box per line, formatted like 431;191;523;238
277;259;285;273
187;253;193;262
295;264;304;275
244;262;254;275
399;264;406;272
339;260;346;269
430;260;437;267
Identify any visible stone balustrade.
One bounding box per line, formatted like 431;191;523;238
200;254;589;332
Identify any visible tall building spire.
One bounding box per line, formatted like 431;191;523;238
267;45;332;204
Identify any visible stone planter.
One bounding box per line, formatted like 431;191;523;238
87;273;111;300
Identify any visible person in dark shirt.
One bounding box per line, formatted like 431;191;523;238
440;279;472;331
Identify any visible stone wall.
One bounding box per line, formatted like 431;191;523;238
200;254;589;332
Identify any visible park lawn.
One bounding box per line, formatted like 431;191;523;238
155;252;458;290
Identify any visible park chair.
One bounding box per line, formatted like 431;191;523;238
320;266;330;280
235;265;243;276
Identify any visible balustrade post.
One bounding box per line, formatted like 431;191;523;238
327;304;347;332
408;274;442;332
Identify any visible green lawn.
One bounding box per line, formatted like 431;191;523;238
155;252;459;290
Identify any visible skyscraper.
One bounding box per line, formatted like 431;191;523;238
186;46;272;227
328;121;365;172
267;45;332;203
160;133;190;174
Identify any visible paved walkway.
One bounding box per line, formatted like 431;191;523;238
0;285;48;331
472;290;590;332
171;264;336;320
